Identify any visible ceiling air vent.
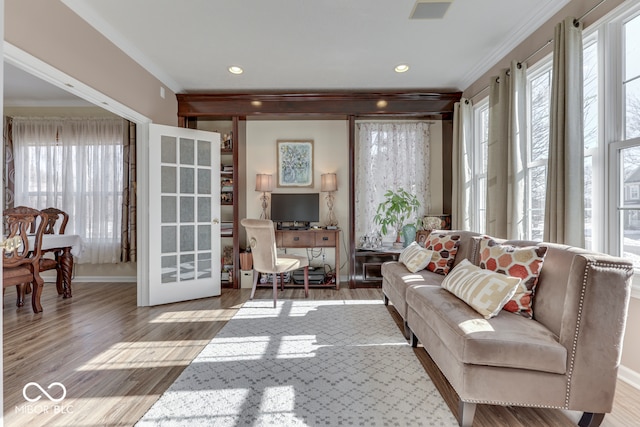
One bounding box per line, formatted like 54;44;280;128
409;0;453;20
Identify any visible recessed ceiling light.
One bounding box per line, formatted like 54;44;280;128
228;66;243;75
395;64;410;73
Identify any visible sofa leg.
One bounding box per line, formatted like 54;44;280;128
403;321;410;339
383;293;389;305
458;401;476;427
410;331;418;348
578;412;605;427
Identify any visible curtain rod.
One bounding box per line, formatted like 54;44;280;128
355;119;436;124
469;0;607;102
577;0;608;24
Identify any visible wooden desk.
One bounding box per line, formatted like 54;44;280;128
275;228;341;289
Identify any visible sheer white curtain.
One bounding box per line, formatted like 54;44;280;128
452;98;473;230
544;17;584;247
13;117;125;264
355;122;430;243
486;61;528;239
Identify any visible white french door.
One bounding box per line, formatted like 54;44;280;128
148;124;221;305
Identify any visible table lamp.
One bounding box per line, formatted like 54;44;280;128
321;173;338;228
255;174;273;219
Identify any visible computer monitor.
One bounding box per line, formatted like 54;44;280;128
270;193;319;229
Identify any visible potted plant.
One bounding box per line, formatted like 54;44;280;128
373;188;421;248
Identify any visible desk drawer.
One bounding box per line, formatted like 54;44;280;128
280;232;315;247
314;231;336;247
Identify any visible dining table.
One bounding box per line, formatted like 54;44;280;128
28;234;82;298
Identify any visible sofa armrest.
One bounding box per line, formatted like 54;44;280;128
559;254;634;412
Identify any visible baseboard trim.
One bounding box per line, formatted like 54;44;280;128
619;365;640;390
67;276;137;283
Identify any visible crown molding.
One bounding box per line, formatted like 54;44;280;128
457;0;571;91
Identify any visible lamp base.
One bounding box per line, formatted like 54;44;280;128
326;225;338;230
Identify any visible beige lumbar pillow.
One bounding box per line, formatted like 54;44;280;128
399;241;434;273
441;259;521;319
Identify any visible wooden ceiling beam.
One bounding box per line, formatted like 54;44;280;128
177;90;462;119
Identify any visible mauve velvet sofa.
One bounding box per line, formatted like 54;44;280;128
381;230;634;427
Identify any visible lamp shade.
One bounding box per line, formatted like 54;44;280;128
321;173;337;192
255;174;273;192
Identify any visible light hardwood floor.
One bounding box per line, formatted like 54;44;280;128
3;282;639;426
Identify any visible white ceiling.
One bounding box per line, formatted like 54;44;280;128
5;0;571;105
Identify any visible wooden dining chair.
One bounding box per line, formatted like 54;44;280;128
38;207;70;296
240;219;309;308
2;206;47;313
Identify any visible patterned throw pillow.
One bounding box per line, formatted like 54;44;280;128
479;238;548;318
424;233;461;275
399;242;434;273
441;259;521;319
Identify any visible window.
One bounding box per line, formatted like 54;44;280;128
13;117;125;264
525;63;552;241
355;122;430;243
612;10;640;270
583;34;600;250
624;12;640;140
471;98;488;233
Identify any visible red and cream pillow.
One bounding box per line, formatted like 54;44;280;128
478;238;548;318
424;233;461;275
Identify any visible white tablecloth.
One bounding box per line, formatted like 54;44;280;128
27;234;83;257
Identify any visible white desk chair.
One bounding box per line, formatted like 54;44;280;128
240;219;309;308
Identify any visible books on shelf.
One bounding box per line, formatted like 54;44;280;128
221;222;233;236
221;192;233;204
221;177;233;192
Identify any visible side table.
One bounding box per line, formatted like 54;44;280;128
352;247;403;288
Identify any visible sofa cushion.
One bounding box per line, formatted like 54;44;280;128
399;242;433;273
406;285;567;374
441;259;521;319
478;238;548;318
381;261;445;321
424;232;461;275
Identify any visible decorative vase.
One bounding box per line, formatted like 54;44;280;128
402;224;417;248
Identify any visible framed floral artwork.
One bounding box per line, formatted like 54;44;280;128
277;140;314;187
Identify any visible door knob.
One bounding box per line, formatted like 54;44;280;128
212;218;220;224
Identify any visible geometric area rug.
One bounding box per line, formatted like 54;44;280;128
136;299;458;426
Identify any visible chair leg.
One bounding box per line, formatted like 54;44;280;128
15;284;25;307
30;275;45;313
280;273;285;291
250;269;259;300
304;266;309;298
273;273;278;308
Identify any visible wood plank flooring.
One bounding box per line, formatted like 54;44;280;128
3;282;639;426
